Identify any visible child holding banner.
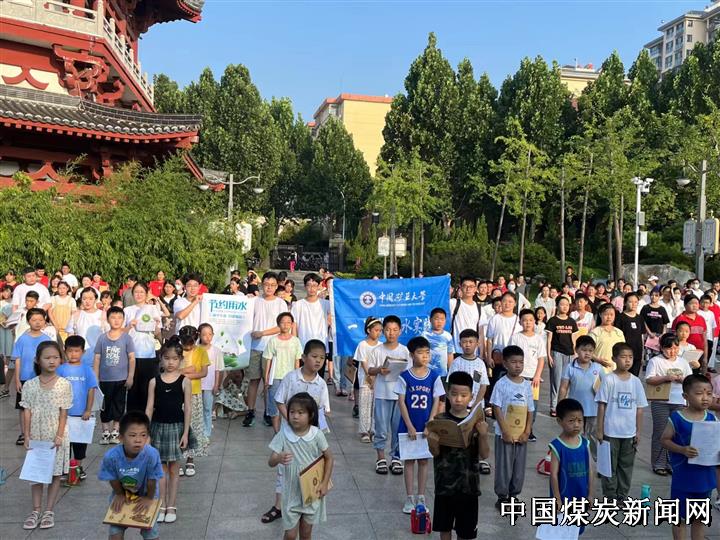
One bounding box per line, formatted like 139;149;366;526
354;317;382;443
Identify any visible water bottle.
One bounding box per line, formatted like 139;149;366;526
67;459;79;486
640;484;651;507
416;503;427;533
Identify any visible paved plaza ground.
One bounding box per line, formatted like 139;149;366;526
2;376;719;539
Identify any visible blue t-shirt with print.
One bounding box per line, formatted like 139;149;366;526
12;332;53;381
422;330;455;377
98;444;163;498
57;363;98;416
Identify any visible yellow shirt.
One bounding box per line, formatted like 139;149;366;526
589;326;624;372
183;347;210;395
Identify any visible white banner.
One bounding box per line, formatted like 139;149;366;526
200;293;254;371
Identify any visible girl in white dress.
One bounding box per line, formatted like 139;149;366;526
268;392;334;540
20;341;73;531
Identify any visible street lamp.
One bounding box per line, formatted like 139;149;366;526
677;160;708;282
632;176;653;288
198;174;263;220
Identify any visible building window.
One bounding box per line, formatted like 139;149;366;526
655;58;662;69
666;41;674;52
687;34;693;42
688;20;693;27
676;36;682;45
666;55;673;67
676;22;683;31
666;28;674;37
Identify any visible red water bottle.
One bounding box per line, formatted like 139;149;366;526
67;459;79;486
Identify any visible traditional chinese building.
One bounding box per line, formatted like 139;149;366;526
0;0;206;194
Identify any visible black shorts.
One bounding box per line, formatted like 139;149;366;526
100;380;127;423
433;494;479;539
15;380;28;410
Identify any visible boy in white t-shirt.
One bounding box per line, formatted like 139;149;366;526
508;308;546;442
245;272;287;428
449;276;488;356
595;342;648;501
367;315;411;476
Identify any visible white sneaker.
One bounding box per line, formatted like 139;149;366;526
402;495;415;514
157;508;166;523
100;431;110;445
713;497;720;511
416;495;426;507
110;430;120;444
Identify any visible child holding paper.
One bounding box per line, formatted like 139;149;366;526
268;392;334;540
427;371;490;540
489;345;534;510
57;335;97;484
646;333;692;476
367;315;412;475
20;341;73;530
558;335;604;458
395;336;444;513
549;398;593;536
595;343;648;502
660;374;718;540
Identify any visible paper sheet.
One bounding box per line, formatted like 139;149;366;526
688;421;720;466
19;440;56;484
382;357;408;382
92;387;104;411
398;433;432;460
68;416;96;444
536;514;580;540
597;440;612;478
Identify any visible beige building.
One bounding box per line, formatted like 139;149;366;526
560;63;602;98
644;1;720;74
310;93;393;174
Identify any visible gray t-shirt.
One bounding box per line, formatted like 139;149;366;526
94;332;135;382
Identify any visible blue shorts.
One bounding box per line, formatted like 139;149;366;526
267;379;282;417
109;522;159;539
670;487;713;520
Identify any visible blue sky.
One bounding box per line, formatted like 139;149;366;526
142;1;700;120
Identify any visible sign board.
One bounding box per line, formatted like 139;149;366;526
395;236;407;257
378;236;390;257
702;218;719;254
200;293;254;370
639;231;648;247
235;222;252;254
683;219;696;254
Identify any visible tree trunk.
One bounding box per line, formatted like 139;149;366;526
529;217;536;244
519;190;528;275
411;220;416;278
560;168;566;283
389;210;396;276
490;188;508;280
613;210;623;281
578;153;593;282
608;218;614;280
618;192;624;277
578;185;590;282
419;222;425;275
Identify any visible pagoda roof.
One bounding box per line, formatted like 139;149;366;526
0;85;201;142
135;0;205;26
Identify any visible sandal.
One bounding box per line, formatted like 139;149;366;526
178;467;184;476
23;510;40;530
39;511;55;529
157;507;166;523
390;459;404;475
479;461;491;475
184;463;196;477
653;468;668;476
375;459;388;475
261;506;282;523
16;434;24;446
164;507;177;524
360;434;371;443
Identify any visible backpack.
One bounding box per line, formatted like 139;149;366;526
451;299;483;338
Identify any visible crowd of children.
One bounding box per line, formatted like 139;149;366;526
3;263;720;539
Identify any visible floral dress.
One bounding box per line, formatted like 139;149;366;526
20;376;73;476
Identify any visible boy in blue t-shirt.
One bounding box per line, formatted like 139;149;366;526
98;411;163;539
11;307;52;446
58;335;98;482
395;336;445;514
422;307;455;377
549;398;593;536
558;335;604;458
661;374;718;540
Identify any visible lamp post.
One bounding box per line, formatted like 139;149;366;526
676;160;707;282
337;186;346;272
631;176;653;289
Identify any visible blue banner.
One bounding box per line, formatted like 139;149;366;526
333;275;451;356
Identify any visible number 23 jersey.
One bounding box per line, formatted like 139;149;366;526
394;368;445;433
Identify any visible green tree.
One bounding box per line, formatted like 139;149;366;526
578;51;628;126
